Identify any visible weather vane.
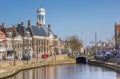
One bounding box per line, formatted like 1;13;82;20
40;0;43;7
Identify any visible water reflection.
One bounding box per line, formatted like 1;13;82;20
7;64;120;79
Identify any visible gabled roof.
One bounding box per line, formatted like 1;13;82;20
16;24;25;37
0;26;7;36
7;27;19;37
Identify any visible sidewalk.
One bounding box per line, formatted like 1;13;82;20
0;66;19;78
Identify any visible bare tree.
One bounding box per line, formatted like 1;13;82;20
66;35;83;54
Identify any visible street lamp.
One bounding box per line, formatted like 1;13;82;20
37;48;38;62
26;31;30;64
50;45;52;56
13;37;16;66
90;41;98;53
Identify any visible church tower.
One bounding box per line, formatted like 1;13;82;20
36;1;46;26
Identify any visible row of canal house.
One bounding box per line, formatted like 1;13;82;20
0;7;62;60
0;22;61;60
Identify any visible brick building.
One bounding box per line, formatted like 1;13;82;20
115;23;120;50
0;30;7;60
0;5;60;60
27;7;59;57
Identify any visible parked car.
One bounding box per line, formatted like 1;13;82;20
94;52;107;61
22;55;30;60
41;54;48;58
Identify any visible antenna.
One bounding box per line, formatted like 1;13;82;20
95;32;98;53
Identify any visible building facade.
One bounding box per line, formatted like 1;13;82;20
115;23;120;50
0;5;60;60
0;31;7;60
27;7;59;57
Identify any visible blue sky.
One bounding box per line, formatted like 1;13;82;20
0;0;120;46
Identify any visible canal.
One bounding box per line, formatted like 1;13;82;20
7;64;120;79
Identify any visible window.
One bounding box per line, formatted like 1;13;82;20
39;39;40;45
0;34;4;38
42;15;44;22
9;32;12;38
40;39;41;45
39;15;41;21
30;40;32;46
0;41;3;47
39;15;44;22
6;32;12;38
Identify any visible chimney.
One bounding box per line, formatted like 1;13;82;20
28;20;31;27
48;24;51;30
2;23;5;28
21;22;24;26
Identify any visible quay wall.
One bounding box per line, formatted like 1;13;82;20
2;56;120;79
88;60;120;73
0;55;75;79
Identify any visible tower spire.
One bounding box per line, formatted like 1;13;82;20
37;0;46;26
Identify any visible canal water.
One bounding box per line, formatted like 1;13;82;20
7;64;120;79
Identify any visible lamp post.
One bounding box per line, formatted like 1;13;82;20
90;42;95;53
53;41;57;62
26;48;29;64
13;38;16;66
50;45;52;56
37;48;38;62
26;32;30;64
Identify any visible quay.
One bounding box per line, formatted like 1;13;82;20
0;55;75;79
1;54;120;79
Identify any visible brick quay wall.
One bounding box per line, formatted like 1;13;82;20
0;55;75;79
